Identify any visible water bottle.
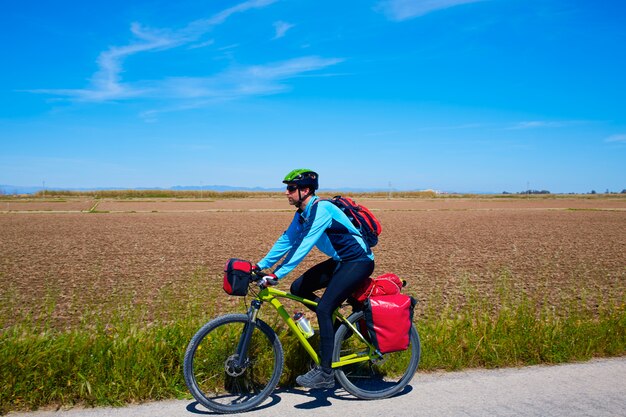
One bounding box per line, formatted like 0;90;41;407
293;312;314;338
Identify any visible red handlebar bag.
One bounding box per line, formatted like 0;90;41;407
223;258;252;296
363;294;416;354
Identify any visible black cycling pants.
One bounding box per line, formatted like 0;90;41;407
290;258;375;371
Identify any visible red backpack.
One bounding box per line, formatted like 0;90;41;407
325;196;382;247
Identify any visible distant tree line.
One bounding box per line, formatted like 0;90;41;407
502;190;551;195
590;189;626;195
501;189;626;195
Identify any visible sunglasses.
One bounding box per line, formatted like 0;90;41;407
286;184;299;192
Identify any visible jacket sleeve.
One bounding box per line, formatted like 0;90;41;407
256;213;300;271
273;204;332;278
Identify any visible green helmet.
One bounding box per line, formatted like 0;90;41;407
283;169;319;190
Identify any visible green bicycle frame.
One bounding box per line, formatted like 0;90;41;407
254;286;380;368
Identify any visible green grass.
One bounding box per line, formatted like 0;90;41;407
417;284;626;370
1;273;624;414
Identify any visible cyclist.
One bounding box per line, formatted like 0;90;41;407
255;169;375;389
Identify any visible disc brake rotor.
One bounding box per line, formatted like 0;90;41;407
224;354;247;377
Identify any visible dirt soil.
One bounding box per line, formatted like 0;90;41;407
1;197;625;328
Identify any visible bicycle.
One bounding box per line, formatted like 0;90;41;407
183;270;421;414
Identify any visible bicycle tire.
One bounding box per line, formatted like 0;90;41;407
183;314;284;414
333;311;420;399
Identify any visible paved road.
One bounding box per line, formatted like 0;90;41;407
9;357;626;417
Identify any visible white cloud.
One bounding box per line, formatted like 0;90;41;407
605;134;626;143
242;56;342;79
28;0;279;102
151;56;344;100
139;56;343;119
506;120;582;130
27;0;341;123
29;23;181;101
377;0;488;21
188;39;215;49
273;21;295;39
201;0;278;26
418;122;490;131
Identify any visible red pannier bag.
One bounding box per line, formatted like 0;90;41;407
223;258;252;296
351;273;405;304
363;293;416;354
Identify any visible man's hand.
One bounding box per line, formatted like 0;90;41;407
259;273;278;288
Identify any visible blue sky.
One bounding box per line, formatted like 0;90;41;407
1;0;625;193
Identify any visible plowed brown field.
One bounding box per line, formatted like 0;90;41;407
1;197;625;328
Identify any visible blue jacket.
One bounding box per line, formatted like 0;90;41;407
257;196;374;279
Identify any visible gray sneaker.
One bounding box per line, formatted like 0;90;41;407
296;366;335;389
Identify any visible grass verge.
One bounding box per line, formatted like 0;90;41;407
1;278;624;414
418;285;625;370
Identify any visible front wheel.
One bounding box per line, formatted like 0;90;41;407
333;311;420;399
183;314;284;414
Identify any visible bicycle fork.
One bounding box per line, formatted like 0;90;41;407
234;299;262;369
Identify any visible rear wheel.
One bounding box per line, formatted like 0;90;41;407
333;311;420;399
183;314;284;414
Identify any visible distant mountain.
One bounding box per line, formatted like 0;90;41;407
170;185;283;192
0;184;449;195
171;185;396;193
1;184;390;195
0;184;168;195
0;185;45;194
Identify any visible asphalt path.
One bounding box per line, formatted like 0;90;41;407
9;357;626;417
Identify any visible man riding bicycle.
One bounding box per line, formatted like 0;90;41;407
255;169;375;389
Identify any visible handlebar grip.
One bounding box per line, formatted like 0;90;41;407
265;278;279;286
251;271;279;287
